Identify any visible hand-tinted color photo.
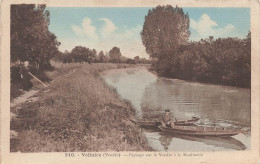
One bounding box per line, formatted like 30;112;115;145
10;5;250;152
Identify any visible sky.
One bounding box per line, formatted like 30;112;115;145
47;7;250;59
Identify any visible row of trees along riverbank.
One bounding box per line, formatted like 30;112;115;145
53;46;150;64
141;5;251;88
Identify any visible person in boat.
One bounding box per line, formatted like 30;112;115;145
19;61;32;91
161;109;175;128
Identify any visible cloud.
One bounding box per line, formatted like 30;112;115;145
190;14;236;41
95;25;147;58
190;14;217;36
110;25;147;58
71;17;98;40
64;18;148;58
71;25;83;36
99;18;118;37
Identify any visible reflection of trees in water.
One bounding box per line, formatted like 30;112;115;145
159;134;173;151
141;77;250;126
158;132;247;151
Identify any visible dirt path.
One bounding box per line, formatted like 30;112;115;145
11;68;78;110
11;90;39;108
10;68;78;140
10;90;39;139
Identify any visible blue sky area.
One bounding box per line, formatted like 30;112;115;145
47;7;250;58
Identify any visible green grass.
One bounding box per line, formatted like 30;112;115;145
11;63;152;152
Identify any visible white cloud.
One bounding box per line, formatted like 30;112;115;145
99;18;118;37
71;25;84;36
190;14;236;41
95;25;147;58
190;14;217;36
63;18;148;58
71;17;98;40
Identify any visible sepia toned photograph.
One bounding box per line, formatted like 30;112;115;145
1;0;260;163
9;4;252;152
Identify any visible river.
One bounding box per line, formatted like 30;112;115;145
102;66;251;151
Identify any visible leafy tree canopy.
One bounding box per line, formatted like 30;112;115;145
109;47;122;63
141;5;190;58
71;46;93;63
11;4;60;70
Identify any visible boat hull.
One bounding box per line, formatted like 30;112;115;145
134;117;200;128
158;126;243;137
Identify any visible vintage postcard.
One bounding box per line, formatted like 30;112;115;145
1;0;260;163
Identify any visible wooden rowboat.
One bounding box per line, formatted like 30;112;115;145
174;116;200;126
132;116;200;128
158;125;245;137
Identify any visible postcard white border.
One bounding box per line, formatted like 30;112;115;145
1;0;259;164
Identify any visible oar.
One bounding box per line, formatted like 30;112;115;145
29;72;47;87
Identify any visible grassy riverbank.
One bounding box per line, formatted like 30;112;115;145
11;62;152;152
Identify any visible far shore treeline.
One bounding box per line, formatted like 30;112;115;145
11;4;251;99
53;46;150;64
141;5;251;88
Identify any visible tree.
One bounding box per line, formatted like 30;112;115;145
90;49;97;63
141;5;190;58
11;4;60;70
109;47;122;63
134;56;140;64
141;5;190;76
97;51;105;62
62;50;73;63
71;46;92;63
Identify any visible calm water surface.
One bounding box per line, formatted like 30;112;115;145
102;67;251;151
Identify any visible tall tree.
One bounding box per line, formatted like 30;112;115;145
141;5;190;76
141;5;190;58
11;4;60;70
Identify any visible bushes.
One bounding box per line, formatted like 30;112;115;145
173;36;249;87
10;83;23;100
149;33;251;88
11;66;22;84
174;36;251;88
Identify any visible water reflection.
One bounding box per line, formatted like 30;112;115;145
103;67;157;118
143;129;248;151
158;132;246;151
102;67;251;151
141;78;250;126
159;133;173;151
